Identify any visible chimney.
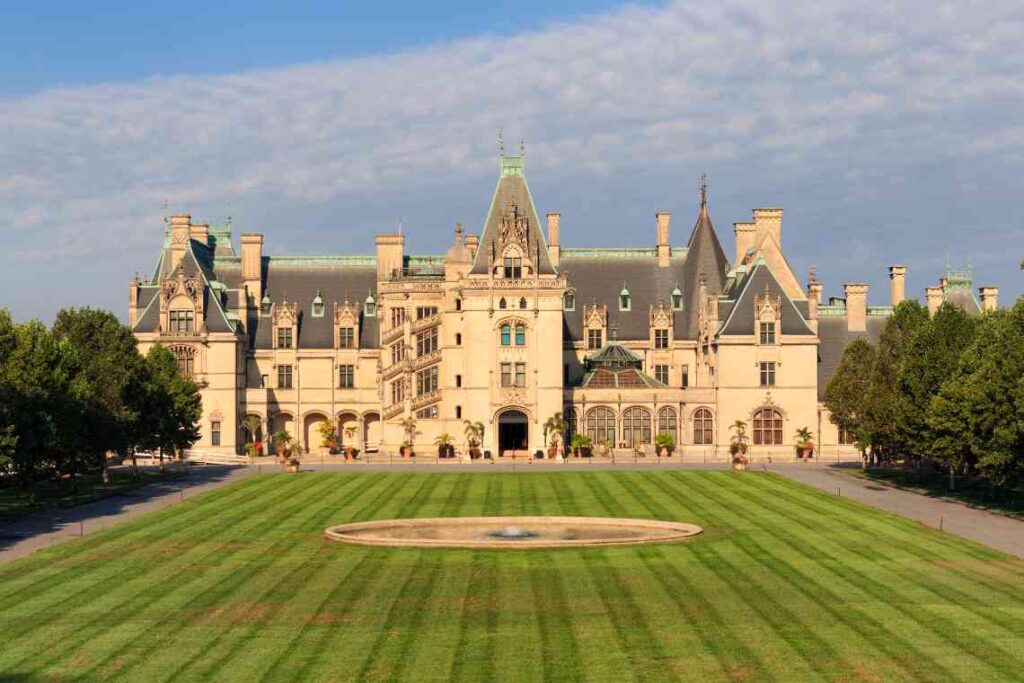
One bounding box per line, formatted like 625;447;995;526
465;234;479;260
546;212;561;267
655;212;671;267
734;221;756;264
888;265;906;306
807;280;823;320
844;283;868;332
169;214;191;270
979;286;999;312
190;222;209;246
925;286;943;315
376;234;405;282
753;207;783;246
128;276;140;326
240;233;264;308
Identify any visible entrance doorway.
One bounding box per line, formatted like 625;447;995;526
498;410;529;457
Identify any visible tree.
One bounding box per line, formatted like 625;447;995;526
824;338;877;462
463;420;485;454
52;308;144;485
928;305;1024;488
144;345;201;466
863;300;929;465
542;412;566;448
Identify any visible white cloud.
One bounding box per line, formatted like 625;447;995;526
2;0;1023;320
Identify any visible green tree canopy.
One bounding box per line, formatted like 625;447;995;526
823;337;876;455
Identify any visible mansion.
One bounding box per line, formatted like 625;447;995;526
129;152;1001;458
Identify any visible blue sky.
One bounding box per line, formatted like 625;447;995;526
1;0;1022;322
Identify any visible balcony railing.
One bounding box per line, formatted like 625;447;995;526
411;390;440;411
381;325;404;346
410;313;441;334
383;403;404;420
411;349;442;372
382;359;409;381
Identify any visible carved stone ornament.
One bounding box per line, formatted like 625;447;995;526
499;202;529;250
650;301;672;328
162;269;200;305
272;299;298;326
754;285;781;322
583;303;607;329
334;299;359;326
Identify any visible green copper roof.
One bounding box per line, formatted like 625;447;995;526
501;154;524;178
561;247;659;258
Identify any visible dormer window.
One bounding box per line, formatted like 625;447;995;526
564;291;576;311
364;292;376;317
261;293;272;316
311;290;325;318
619;284;631;311
276;326;293;349
671;286;683;311
169;309;194;333
503;257;522;279
759;321;776;344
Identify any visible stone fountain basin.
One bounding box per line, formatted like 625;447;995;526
324;516;702;549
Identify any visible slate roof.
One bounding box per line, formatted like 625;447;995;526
134;241;236;335
718;262;814;337
469;155;556;276
817;316;887;400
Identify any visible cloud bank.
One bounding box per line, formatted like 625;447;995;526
2;0;1023;320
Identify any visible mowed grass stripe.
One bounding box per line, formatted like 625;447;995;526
84;472;358;682
0;472;333;673
670;472;974;682
721;473;1024;679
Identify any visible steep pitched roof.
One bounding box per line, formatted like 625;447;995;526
469;155;556;276
718;261;814;336
134;242;237;335
679;196;730;337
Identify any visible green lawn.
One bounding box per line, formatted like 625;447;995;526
0;469;187;525
2;471;1023;682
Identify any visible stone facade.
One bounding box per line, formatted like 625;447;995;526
129;152;999;459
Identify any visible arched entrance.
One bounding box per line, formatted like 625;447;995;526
304;413;330;453
498;409;528;457
363;412;380;452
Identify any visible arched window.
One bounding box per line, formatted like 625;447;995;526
515;324;525;346
586;407;616;446
519;297;527;309
622;407;652;447
692;408;713;445
753;408;783;445
171;345;196;378
500;324;511;346
499;298;507;310
564;291;575;311
657;407;677;440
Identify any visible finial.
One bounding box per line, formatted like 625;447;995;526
808;265;818;284
455;222;462;237
520;138;525;156
498;130;504;157
699;173;708;210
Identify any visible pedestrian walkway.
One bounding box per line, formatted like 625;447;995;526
768;462;1024;559
0;464;250;564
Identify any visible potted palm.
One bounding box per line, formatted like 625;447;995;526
543;412;566;459
273;429;293;463
243;415;262;464
286;443;302;473
463;419;484;459
400;416;419;458
795;427;815;461
729;420;749;470
343;425;358;460
655;433;675;458
317;421;338;456
435;433;455;459
570;433;592;457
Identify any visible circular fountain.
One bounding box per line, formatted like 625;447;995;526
324;516;702;549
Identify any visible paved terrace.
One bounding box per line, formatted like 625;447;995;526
3;459;1023;563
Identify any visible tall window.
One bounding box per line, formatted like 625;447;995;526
391;307;406;328
519;297;527;309
416;306;438;320
390;341;406;365
499;298;507;309
566;409;579;439
501;362;511;387
455;405;462;419
586;407;616;445
500;362;526;387
759;362;776;387
693;408;713;445
455;374;462;387
277;365;293;389
515;324;525;346
503;257;522;279
416;327;438;356
338;364;355;388
455;298;462;311
338;327;355;348
622;407;652;446
416;366;438;395
587;329;603;350
211;420;221;447
172;346;195;378
515;362;526;388
455;333;462;346
654;364;669;385
753;408;783;445
277;327;293;349
169;309;194;333
390;379;405;404
681;365;689;388
654;329;669;349
657;407;678;441
759;321;776;344
500;324;511;346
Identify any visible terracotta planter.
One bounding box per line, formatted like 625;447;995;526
732;461;747;471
